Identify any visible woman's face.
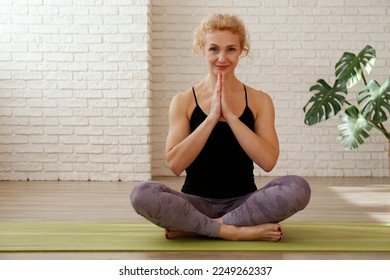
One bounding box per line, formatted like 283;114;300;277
203;30;242;76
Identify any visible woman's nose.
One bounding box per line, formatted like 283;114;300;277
218;52;226;62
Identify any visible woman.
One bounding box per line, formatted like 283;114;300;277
130;13;311;242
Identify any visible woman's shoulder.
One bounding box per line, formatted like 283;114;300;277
245;85;273;107
169;87;197;118
171;87;195;106
244;85;275;120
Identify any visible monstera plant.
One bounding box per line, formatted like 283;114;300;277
303;45;390;172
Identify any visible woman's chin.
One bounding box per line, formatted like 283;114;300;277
213;68;229;75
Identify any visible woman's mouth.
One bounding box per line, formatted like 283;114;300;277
215;65;229;71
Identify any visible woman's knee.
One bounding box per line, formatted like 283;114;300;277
130;181;159;210
288;175;311;209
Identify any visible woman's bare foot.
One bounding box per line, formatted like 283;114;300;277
165;229;201;239
218;223;283;242
164;219;283;242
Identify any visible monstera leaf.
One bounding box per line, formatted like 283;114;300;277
335;45;376;88
305;45;389;163
358;78;390;123
338;106;373;150
303;79;347;125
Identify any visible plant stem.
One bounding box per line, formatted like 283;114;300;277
361;71;368;86
379;123;390;139
388;140;390;176
371;122;390;139
344;100;352;106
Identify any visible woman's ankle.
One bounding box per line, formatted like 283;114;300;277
218;224;241;241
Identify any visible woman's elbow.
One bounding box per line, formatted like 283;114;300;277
258;153;278;173
170;166;183;176
262;162;276;173
166;159;184;176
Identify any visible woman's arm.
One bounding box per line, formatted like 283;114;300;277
165;90;220;176
223;90;279;172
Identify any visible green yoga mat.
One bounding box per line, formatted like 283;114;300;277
0;222;389;252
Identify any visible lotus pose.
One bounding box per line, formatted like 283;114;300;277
130;13;311;241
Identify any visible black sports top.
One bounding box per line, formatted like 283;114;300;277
181;85;257;199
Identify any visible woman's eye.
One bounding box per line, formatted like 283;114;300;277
228;48;236;52
209;47;218;52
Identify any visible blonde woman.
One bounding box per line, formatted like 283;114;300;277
131;13;311;241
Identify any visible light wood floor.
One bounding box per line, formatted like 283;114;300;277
0;176;389;260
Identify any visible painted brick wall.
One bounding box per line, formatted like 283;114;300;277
0;0;151;181
1;0;389;181
151;0;390;177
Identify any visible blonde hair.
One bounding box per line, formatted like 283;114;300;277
193;13;250;55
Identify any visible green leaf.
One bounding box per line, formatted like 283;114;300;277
338;106;373;150
358;78;390;123
303;79;347;125
335;45;376;88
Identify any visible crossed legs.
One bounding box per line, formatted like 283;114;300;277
130;176;311;242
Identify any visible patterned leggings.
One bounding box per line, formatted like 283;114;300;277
130;175;311;238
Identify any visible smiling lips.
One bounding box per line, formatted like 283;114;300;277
216;65;229;71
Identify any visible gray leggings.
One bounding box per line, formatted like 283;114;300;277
130;175;311;238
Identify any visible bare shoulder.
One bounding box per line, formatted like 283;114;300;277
169;87;196;118
245;86;275;118
171;87;193;104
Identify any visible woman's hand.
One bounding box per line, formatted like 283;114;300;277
209;72;236;122
219;73;236;123
209;73;222;122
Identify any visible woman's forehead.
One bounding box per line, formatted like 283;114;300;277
204;30;240;46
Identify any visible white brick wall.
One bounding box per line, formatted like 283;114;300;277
151;0;390;177
1;0;389;181
0;0;152;181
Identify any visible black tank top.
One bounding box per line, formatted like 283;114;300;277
181;85;257;199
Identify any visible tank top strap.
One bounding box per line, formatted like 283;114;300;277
243;84;248;106
192;87;199;106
